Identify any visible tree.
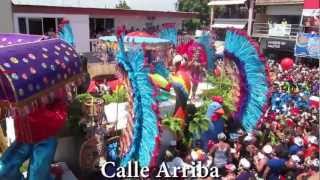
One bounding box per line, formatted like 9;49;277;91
177;0;210;31
115;0;130;9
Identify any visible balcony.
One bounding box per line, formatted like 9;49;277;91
256;0;304;5
252;23;303;41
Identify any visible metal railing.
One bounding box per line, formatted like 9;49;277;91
252;23;303;40
89;35;194;52
89;39;100;52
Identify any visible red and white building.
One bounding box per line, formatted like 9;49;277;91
7;0;196;53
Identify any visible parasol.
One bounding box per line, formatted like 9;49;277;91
127;31;156;37
0;34;83;106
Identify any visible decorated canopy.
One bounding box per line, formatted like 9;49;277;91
0;33;44;47
99;35;170;50
0;34;82;106
126;31;156;37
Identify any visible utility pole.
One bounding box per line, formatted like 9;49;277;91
247;0;255;36
210;6;214;30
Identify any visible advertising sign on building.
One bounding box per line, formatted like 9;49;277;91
266;39;294;51
295;33;320;59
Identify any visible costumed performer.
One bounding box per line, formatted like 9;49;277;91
200;96;225;152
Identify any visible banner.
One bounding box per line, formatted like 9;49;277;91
268;24;292;37
295;33;320;59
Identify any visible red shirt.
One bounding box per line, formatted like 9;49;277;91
304;144;320;158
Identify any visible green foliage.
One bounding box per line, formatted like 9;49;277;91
76;93;94;103
102;87;128;104
181;105;210;148
115;0;130;9
19;161;29;173
66;93;91;137
188;111;210;139
183;19;202;32
162;115;184;137
177;0;210;31
201;73;236;118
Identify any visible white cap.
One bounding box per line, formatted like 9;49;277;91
239;158;251;169
291;155;301;163
257;152;266;159
217;133;227;141
173;54;183;64
312;159;319;167
195;30;204;37
308;136;318;145
225;164;236;171
170;140;177;146
244;134;254;142
294;137;304;147
230;148;236;154
262;145;273;154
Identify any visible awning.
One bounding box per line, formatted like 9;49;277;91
211;19;247;29
302;0;320;16
303;9;320;16
208;0;246;6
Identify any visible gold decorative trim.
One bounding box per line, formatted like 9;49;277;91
15;73;84;107
0;65;18;102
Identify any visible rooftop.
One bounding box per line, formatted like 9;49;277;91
256;0;304;5
12;0;197;18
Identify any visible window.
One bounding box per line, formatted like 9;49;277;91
105;19;114;30
17;17;64;35
89;18;115;38
18;18;27;34
216;5;248;19
28;18;43;35
43;18;56;35
95;18;105;32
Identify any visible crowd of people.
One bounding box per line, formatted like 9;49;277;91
162;59;319;180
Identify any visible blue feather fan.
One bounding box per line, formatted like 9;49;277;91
154;62;170;79
116;35;158;167
58;23;75;46
159;27;177;45
224;30;269;132
196;32;216;71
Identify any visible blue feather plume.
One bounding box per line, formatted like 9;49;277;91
224;30;269;132
107;142;118;161
116;35;158;167
159;26;177;45
196;32;216;71
154;62;170;79
58;23;75;46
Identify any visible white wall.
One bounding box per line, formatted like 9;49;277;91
13;12;187;52
0;0;13;32
93;14;185;30
266;5;302;16
13;13;90;53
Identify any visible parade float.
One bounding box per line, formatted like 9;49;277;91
0;32;83;180
73;26;194;173
70;23;270;177
113;28;270;170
